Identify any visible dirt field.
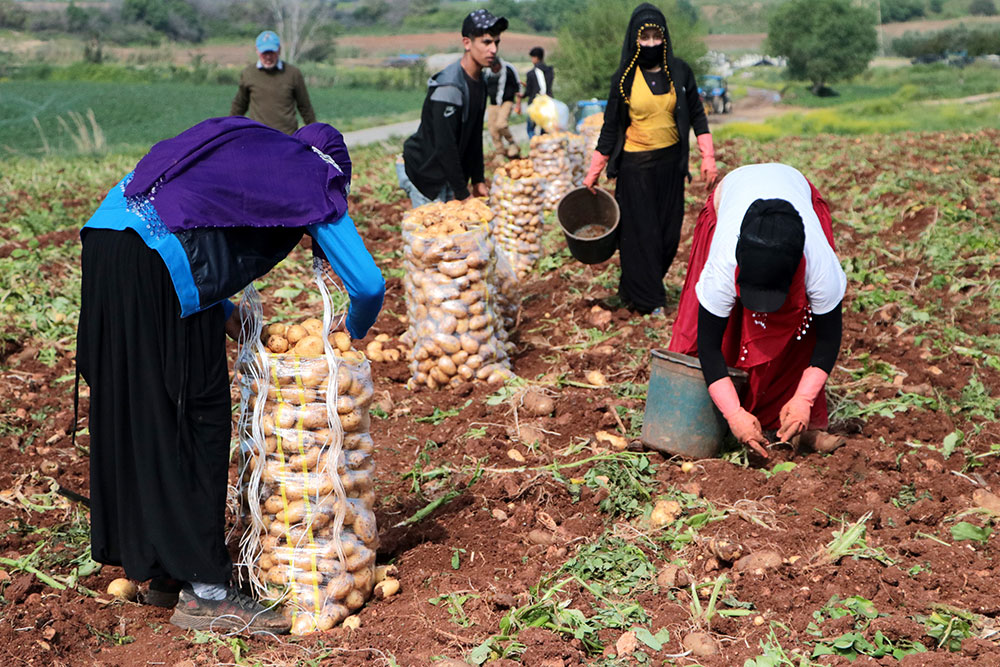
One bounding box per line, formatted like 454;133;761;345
705;15;1000;53
1;129;1000;665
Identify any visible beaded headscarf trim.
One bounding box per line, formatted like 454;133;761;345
619;22;672;106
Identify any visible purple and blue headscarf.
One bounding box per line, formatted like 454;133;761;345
125;117;351;232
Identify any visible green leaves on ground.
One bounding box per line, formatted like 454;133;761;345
808;596;927;660
950;521;992;544
915;606;976;651
583;454;655;517
415;399;472;425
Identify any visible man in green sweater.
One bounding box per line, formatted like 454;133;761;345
230;30;316;135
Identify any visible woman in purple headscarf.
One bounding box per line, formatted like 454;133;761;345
75;117;384;634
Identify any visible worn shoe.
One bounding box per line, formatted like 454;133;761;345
169;587;291;634
144;577;183;608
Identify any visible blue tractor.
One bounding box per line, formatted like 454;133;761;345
698;75;732;115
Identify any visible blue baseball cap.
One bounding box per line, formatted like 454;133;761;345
255;30;280;53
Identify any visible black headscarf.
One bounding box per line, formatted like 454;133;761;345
616;3;674;105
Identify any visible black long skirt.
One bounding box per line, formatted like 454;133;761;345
77;229;232;584
615;144;685;312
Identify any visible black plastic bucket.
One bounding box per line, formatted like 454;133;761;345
557;186;620;265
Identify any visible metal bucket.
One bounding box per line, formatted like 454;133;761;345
640;350;748;459
557;186;620;265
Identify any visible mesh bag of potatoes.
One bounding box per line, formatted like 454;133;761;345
401;198;513;389
489;158;548;280
579;113;603;157
529;132;586;213
492;245;520;334
234;267;378;634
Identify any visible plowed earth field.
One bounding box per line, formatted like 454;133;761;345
1;130;1000;666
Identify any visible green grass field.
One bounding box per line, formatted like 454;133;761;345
0;80;424;155
760;63;1000;107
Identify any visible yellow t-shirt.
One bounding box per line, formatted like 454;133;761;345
624;71;679;152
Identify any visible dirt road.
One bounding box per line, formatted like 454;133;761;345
343;87;792;148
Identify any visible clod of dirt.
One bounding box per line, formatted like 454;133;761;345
680;481;702;497
516;424;547;446
585;370;607;386
615;630;638;656
708;538;745;563
172;660;196;667
5;574;36;603
657;565;679;588
372;390;394;415
649;500;681;528
595;430;627;451
901;383;934;397
492;508;509;522
521;390;555;417
485;591;517;610
682;632;718;656
527;529;557;546
973;489;1000;515
587;305;612;327
734;550;783;574
432;660;473;667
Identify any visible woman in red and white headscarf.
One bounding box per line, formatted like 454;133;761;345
668;163;848;458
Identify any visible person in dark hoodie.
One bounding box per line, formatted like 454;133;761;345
76;117;384;634
582;3;718;316
397;9;508;207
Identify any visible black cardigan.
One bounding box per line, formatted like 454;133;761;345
595;57;710;180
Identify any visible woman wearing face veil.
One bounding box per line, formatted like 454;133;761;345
583;3;717;316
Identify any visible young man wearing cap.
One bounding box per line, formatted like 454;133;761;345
484;56;521;158
668;163;848;458
231;30;316;135
398;9;508;207
520;46;554;138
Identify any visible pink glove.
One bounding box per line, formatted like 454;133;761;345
777;366;829;442
708;377;768;458
583;151;609;193
697;133;717;187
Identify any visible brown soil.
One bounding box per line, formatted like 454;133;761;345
2;131;1000;665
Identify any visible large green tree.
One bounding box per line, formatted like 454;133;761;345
767;0;877;95
554;0;706;104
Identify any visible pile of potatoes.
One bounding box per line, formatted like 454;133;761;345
489;158;548;280
400;199;513;389
530;132;586;213
241;329;378;634
260;317;333;356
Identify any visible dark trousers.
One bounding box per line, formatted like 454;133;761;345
615;144;685;312
77;229;232;584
